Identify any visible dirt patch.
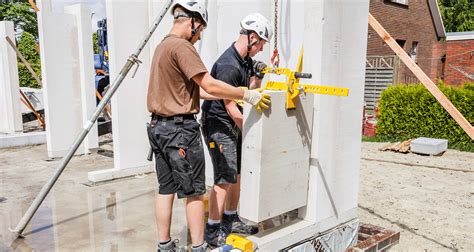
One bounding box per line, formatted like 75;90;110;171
359;142;474;251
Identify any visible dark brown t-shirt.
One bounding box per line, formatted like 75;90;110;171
147;34;208;116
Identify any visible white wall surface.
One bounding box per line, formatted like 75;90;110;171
0;21;22;134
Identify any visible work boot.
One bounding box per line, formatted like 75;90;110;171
157;239;178;252
190;241;209;252
205;223;227;247
222;213;259;235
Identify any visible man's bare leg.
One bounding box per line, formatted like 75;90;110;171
209;184;231;221
225;175;240;211
186;195;205;246
155;193;175;242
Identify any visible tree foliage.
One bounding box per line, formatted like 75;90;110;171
92;32;99;54
438;0;474;32
0;2;38;38
16;31;42;88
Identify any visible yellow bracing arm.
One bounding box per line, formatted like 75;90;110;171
261;47;349;109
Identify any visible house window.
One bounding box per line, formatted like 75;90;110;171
410;41;418;62
396;39;406;49
388;0;408;5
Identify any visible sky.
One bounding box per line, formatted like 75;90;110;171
51;0;106;31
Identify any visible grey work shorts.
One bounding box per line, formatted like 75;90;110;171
147;115;206;199
201;115;242;185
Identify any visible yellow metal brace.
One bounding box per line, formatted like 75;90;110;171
262;47;349;109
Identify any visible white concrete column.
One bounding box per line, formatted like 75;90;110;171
0;21;22;134
37;0;86;157
239;0;369;250
64;4;99;152
88;0;153;182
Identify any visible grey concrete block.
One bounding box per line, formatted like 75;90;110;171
410;137;448;155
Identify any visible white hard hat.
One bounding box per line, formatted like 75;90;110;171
240;13;273;42
171;0;208;26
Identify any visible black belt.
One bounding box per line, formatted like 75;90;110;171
151;113;196;123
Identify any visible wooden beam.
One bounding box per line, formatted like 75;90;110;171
368;13;474;140
5;36;43;87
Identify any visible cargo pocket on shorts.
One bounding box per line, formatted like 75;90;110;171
170;125;198;195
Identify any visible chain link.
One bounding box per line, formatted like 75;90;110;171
271;0;280;67
273;0;278;53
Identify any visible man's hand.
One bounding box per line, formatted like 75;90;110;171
253;60;267;80
242;88;271;112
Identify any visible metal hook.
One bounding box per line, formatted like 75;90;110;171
130;55;142;78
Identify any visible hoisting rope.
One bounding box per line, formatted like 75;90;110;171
271;0;280;68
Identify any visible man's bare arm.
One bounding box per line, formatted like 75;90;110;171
193;72;245;100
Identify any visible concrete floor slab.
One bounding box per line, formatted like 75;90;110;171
0;143;191;251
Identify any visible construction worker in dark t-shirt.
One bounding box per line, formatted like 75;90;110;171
201;13;272;247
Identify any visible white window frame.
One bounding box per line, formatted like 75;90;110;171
389;0;408;5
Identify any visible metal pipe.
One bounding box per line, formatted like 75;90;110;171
11;0;174;237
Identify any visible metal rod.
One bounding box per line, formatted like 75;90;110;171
11;0;174;237
95;90;112;116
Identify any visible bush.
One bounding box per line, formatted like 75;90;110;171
376;83;474;151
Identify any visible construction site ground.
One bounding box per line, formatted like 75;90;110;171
1;137;472;251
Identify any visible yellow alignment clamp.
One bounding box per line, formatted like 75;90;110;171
261;47;349;109
226;234;253;252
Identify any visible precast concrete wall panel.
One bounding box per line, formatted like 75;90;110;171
37;0;86;157
0;21;22;134
240;91;313;222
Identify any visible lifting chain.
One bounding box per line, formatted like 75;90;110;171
271;0;280;68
